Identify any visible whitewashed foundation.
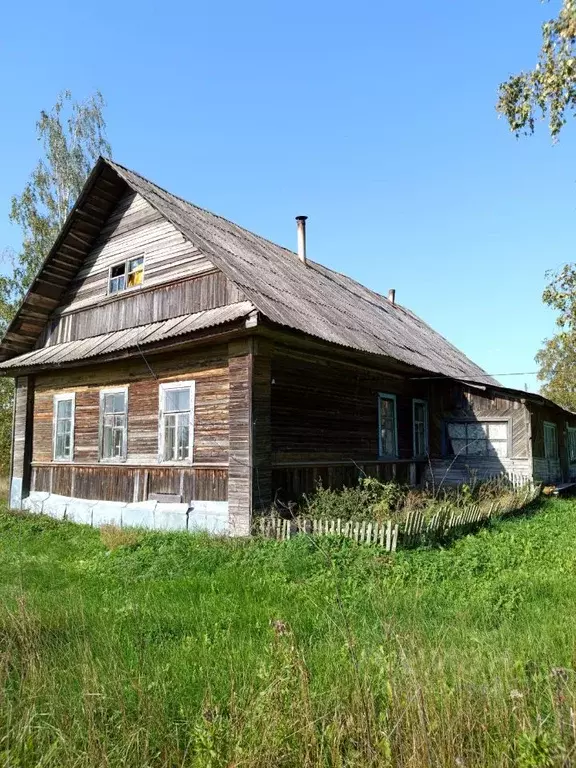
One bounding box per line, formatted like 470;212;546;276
22;492;229;534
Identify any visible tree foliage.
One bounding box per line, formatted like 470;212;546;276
497;3;576;408
536;267;576;410
4;90;111;323
0;91;111;474
497;1;576;139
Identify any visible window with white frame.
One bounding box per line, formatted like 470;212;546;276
159;381;195;462
108;256;144;294
100;389;128;460
53;393;75;461
544;422;558;460
378;393;398;457
567;426;576;463
446;420;508;458
413;399;428;457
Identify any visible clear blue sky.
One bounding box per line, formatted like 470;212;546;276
1;0;574;392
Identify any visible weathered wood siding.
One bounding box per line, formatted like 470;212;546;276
270;351;429;499
34;189;246;348
271;352;429;463
30;346;229;502
39;271;244;347
228;341;253;535
529;402;576;483
427;382;532;485
58;190;213;313
9;375;34;507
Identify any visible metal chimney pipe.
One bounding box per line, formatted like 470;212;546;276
388;288;396;305
295;215;308;264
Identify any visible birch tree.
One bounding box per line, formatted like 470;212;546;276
0;91;111;472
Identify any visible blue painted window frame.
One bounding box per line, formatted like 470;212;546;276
378;393;398;458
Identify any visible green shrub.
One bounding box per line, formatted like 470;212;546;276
302;477;408;522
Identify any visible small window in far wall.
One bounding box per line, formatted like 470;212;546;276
100;389;128;460
108;256;144;294
159;381;195;462
413;399;428;457
378;393;398;457
544;422;558;460
53;393;75;461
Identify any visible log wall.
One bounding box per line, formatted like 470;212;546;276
270;351;430;500
29;346;230;503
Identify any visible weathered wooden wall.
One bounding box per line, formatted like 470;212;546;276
9;376;34;508
271;351;429;463
529;402;576;483
35;188;246;349
30;346;230;503
227;341;253;535
270;350;429;500
58;191;214;313
426;382;532;485
39;271;245;347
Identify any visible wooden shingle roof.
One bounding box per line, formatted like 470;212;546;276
0;157;496;384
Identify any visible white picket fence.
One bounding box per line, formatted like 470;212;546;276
256;483;541;552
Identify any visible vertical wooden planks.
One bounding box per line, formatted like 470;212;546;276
9;376;34;508
228;341;252;536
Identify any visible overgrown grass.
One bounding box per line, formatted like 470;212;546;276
1;499;576;766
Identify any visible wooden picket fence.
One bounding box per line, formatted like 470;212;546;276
255;483;541;552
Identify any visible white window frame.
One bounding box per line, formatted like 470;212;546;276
412;399;429;458
99;387;128;462
567;426;576;463
107;255;145;295
53;393;75;462
158;380;196;464
445;419;509;458
544;421;559;460
378;393;398;458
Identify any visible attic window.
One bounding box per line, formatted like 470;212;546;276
108;256;144;294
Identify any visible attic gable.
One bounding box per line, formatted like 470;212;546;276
0;161;127;361
55;190;215;315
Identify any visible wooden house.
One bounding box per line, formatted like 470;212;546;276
1;158;574;534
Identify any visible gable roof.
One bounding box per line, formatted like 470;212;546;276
0;157;496;385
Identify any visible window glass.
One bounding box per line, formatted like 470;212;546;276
109;257;144;294
164;388;190;413
544;423;558;460
127;256;144;288
54;395;74;460
446;421;508;458
161;383;194;461
568;428;576;463
379;395;397;457
413;400;428;457
101;390;127;460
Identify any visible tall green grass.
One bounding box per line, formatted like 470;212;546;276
1;500;576;766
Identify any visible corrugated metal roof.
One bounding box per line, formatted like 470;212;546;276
0;157;497;385
0;302;254;370
107;160;497;385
